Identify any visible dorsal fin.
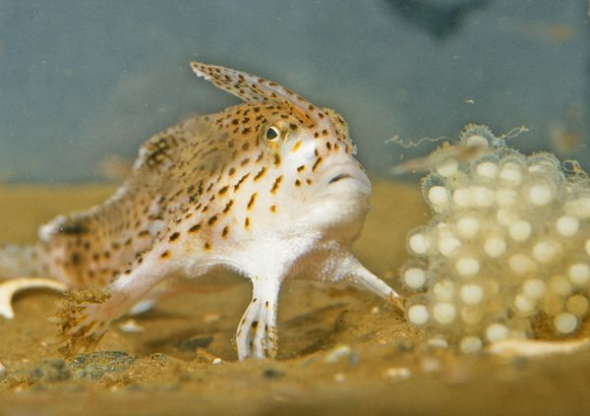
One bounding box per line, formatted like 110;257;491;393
190;61;319;126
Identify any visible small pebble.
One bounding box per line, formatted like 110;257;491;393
334;372;347;383
324;344;353;363
203;313;221;324
384;367;412;380
427;337;449;349
420;357;441;373
118;319;144;333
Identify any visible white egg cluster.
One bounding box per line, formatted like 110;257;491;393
402;125;590;353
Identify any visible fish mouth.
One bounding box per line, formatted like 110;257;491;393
324;164;371;194
328;173;353;184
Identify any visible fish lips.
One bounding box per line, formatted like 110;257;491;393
323;163;371;195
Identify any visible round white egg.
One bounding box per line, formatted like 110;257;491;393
486;323;509;343
568;263;590;286
433;280;455;300
528;184;553;206
455;216;481;239
522;279;546;299
556;215;580;237
408;232;430;255
460;336;483;354
514;294;536;314
532;240;561;263
453;188;472;208
407;304;430;325
566;295;589;316
508;220;532;242
460;284;484;305
436;159;459;178
403;268;427;289
483;237;507;258
495;188;519;207
508;253;536;275
554;313;578;334
432;303;457;325
499;163;522;186
438;236;462;257
455;257;480;277
476;161;498;179
428;186;450;209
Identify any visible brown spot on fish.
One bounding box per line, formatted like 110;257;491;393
254;167;267;181
189;223;202;233
234;173;250;191
223;199;234;213
271;175;283;194
247;193;258;210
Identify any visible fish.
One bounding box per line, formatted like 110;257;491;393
0;61;401;360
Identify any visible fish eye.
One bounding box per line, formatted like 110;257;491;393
265;126;281;141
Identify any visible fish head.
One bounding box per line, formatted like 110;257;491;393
191;62;371;243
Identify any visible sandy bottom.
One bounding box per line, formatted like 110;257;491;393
1;180;589;415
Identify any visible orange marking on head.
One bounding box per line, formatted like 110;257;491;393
291;140;302;153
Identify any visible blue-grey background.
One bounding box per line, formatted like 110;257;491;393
0;0;588;183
